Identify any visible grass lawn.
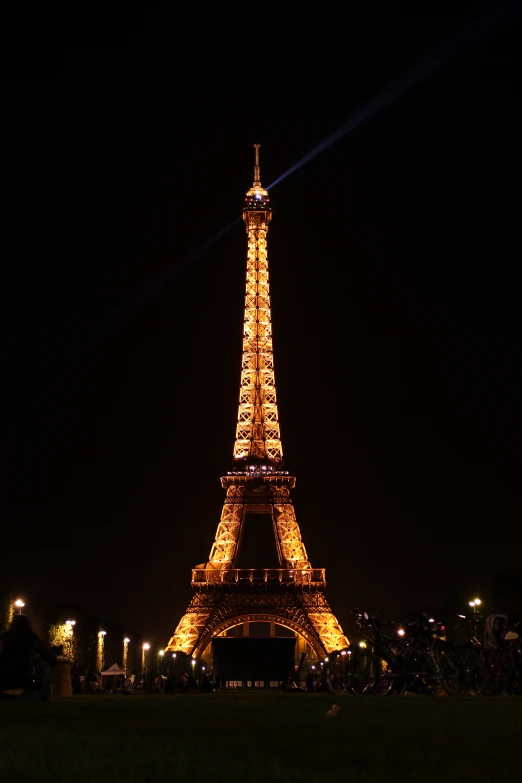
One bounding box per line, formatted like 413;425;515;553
1;692;521;782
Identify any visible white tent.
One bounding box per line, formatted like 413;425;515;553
101;663;126;677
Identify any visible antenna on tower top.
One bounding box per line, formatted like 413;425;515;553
253;143;261;184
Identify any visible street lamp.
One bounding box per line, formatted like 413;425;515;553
97;631;106;673
469;598;482;613
142;644;150;680
15;599;25;614
123;638;130;672
64;620;76;660
159;650;165;657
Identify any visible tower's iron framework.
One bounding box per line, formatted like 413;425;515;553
166;145;348;659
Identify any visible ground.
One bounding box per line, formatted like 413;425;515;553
0;692;520;782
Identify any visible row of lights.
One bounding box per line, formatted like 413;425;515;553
13;600;198;669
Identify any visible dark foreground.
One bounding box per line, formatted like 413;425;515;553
1;692;521;782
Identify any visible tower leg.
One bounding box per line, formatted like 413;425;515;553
165;592;220;656
206;486;246;571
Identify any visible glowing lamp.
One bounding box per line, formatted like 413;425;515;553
324;657;329;663
172;653;176;659
202;666;206;671
143;643;150;651
15;599;25;608
469;601;476;607
473;598;481;606
397;628;405;637
124;637;130;643
191;659;196;666
159;650;165;656
99;630;106;636
340;651;347;656
66;620;76;626
358;641;366;648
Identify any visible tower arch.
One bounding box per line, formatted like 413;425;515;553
194;613;324;660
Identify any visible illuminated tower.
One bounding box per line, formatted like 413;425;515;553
166;145;348;661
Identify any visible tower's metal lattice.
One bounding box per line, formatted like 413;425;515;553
166;145;348;658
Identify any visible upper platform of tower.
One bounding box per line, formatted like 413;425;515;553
243;144;271;214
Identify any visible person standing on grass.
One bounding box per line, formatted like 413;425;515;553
0;614;57;701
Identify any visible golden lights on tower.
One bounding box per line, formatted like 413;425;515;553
233;145;281;464
165;146;349;658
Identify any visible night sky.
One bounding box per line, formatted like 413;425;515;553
3;9;522;645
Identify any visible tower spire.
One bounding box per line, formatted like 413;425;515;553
253;143;261;185
237;144;278;464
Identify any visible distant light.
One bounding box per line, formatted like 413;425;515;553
324;657;329;663
340;651;347;656
99;630;106;636
191;659;196;665
397;628;405;637
358;641;366;648
15;599;25;608
347;650;352;655
66;620;76;626
143;643;150;650
458;615;466;619
473;598;481;606
202;666;206;671
159;650;165;656
172;653;176;658
428;618;435;623
124;637;130;643
469;601;476;607
311;665;316;669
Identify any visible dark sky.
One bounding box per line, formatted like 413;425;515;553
3;9;522;644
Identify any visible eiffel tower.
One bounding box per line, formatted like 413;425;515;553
165;145;348;663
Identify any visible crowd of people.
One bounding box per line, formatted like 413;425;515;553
0;613;362;701
0;616;221;700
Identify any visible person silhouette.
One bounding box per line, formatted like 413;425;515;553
0;614;57;700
